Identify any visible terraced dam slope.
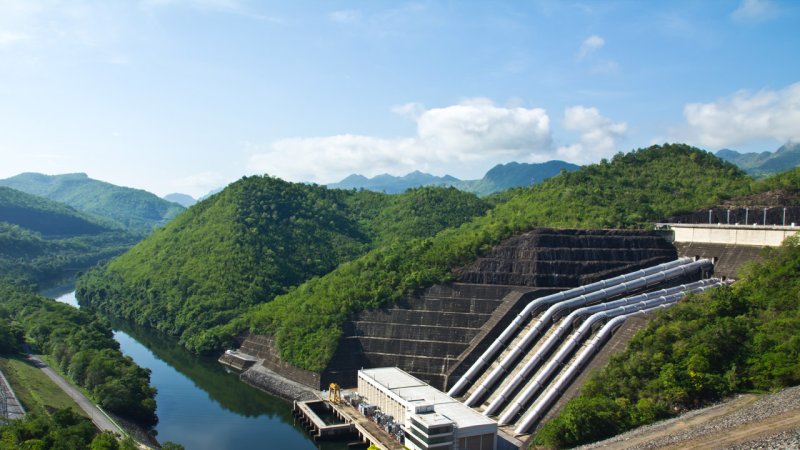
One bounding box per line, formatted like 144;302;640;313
236;228;680;392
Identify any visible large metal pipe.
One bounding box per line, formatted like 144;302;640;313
497;282;721;426
482;278;718;416
446;257;694;397
464;258;711;406
513;311;642;434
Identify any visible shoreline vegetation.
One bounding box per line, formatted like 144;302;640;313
0;282;170;448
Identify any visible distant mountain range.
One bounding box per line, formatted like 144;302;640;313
716;142;800;178
328;160;580;195
164;193;197;208
0;173;185;234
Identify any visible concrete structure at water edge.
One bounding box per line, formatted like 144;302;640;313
358;368;497;450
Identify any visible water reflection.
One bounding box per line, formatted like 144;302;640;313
52;292;347;450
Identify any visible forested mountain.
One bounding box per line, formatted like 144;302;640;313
717;142;800;178
76;179;490;351
164;193;196;208
535;234;800;448
0;187;139;287
0;187;117;238
0;172;185;234
328;160;579;196
78;144;752;372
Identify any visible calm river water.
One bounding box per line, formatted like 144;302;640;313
52;290;348;450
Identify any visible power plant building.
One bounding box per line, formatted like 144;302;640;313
357;368;497;450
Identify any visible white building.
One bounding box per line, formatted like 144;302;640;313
358;368;497;450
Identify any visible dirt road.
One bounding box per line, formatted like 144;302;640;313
25;354;124;435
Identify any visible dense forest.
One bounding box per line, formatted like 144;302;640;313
0;172;185;234
0;187;140;288
0;408;141;450
76;181;490;352
534;236;800;448
78;144;755;372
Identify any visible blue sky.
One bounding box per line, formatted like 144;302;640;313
1;0;799;197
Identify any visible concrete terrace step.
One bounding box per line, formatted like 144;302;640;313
340;336;467;358
357;309;493;328
398;296;505;314
349;321;480;344
422;283;515;300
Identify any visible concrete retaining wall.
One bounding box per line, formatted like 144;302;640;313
239;334;322;389
669;224;799;247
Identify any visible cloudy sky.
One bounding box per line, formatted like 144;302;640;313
1;0;799;197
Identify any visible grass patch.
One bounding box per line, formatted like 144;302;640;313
0;354;86;417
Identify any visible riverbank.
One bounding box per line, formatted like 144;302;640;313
240;363;318;402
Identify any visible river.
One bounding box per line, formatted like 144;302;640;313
51;290;349;450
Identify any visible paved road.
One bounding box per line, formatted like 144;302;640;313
25;354;124;435
0;369;26;419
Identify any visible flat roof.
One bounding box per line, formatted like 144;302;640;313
359;368;496;432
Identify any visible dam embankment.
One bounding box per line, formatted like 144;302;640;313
239;228;680;393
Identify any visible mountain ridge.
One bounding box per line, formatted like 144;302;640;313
327;160;579;195
716;142;800;178
0;172;185;234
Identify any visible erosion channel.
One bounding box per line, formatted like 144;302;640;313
49;290;348;450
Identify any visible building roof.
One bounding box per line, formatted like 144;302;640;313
359;368;496;432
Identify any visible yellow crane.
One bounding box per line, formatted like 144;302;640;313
328;383;342;404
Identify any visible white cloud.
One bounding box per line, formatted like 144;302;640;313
684;82;800;148
247;99;554;183
578;35;604;59
557;106;627;163
417;99;551;161
732;0;777;22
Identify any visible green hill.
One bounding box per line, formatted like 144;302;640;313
76;179;490;349
717;142;800;178
77;144;752;371
0;172;185;234
0;187;138;288
0;186;117;238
